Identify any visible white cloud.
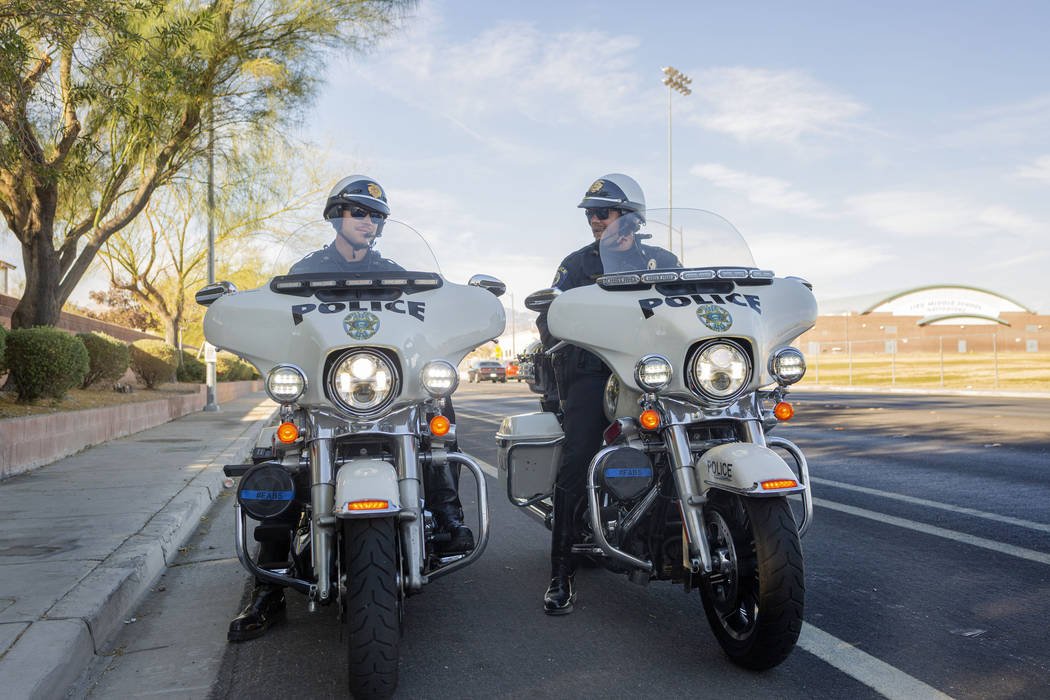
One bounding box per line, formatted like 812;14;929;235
1016;155;1050;185
846;191;1042;238
946;95;1050;146
690;163;829;216
684;67;866;145
748;232;893;281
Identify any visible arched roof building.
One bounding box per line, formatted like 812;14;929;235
798;284;1047;354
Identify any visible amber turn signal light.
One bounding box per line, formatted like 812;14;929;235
774;402;794;421
761;479;799;490
276;422;299;443
639;409;661;430
345;499;390;511
430;415;451;436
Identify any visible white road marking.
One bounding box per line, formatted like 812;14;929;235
454;409;507;426
811;477;1050;533
474;457;498;479
815;498;1050;566
798;623;954;700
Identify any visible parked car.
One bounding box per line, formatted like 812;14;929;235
468;360;506;383
506;361;523;381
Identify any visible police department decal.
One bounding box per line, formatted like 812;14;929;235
588;179;604;193
697;304;732;332
367;183;383;198
344;311;380;339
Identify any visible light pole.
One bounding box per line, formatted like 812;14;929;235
661;66;692;250
204;71;219;412
509;291;516;357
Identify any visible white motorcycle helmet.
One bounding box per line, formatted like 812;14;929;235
323;174;390;220
577;173;646;221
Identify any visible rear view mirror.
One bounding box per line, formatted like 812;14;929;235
195;280;238;307
468;274;506;297
524;287;561;311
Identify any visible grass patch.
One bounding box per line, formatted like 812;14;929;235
0;383;200;419
799;352;1050;391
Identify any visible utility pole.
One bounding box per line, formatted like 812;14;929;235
661;66;692;249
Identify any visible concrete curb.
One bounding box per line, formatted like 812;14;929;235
1;402;276;700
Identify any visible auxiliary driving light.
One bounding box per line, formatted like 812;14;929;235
266;364;306;403
421;360;459;398
634;354;673;392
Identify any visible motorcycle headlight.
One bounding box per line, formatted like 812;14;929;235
634;354;673;392
420;359;459;398
328;349;399;415
769;347;806;385
689;340;752;402
266;364;306;403
603;374;620;417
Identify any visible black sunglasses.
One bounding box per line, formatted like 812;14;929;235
343;205;386;223
584;207;620;220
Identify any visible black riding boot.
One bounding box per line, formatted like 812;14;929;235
426;460;474;554
544;486;578;615
228;583;286;641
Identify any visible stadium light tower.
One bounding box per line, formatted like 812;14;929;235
661;66;692;249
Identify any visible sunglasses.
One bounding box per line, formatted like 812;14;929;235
343;205;387;223
584;207;620;220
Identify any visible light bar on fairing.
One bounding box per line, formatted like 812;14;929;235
597;268;775;288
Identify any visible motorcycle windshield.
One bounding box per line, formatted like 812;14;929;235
268;217;442;279
598;208;755;274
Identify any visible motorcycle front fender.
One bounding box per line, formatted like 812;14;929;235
696;442;806;497
333;458;403;518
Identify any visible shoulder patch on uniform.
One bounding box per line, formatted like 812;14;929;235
552;265;568;288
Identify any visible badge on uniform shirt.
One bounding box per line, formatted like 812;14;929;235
552;265;568;288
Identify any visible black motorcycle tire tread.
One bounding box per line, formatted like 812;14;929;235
344;517;400;699
703;496;804;671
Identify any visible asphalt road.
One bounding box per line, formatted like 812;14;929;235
77;382;1050;699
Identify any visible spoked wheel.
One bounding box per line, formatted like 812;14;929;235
699;493;804;670
342;518;402;699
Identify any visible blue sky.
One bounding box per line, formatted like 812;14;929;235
4;0;1048;337
304;0;1050;327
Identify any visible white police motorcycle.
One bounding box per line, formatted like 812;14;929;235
502;208;816;669
196;216;505;698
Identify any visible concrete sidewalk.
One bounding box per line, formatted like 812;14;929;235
0;393;276;699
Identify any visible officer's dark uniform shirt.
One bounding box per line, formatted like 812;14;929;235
289;244;405;275
537;239;679;393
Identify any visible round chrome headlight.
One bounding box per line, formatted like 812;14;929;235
328;350;399;415
266;364;306;403
420;360;459;398
634;354;673;392
689;340;752;402
769;347;806;385
603;374;620;418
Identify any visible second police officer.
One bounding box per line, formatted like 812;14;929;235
536;173;679;614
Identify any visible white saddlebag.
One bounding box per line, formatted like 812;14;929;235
496;413;565;505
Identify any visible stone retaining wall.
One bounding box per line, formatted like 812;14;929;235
0;380;264;480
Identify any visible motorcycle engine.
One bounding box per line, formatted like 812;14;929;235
596;447;654;503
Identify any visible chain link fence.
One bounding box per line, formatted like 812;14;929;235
796;332;1050;392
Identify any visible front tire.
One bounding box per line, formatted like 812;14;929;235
699;494;804;670
343;518;401;699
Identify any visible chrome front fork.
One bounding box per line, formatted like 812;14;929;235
664;424;714;574
308;433;336;603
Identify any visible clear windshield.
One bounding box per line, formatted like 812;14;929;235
598;208;754;274
267;217;442;278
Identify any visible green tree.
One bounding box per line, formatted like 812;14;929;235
97;138;325;344
0;0;413;330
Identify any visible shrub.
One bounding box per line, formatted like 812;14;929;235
216;351;255;381
77;332;130;388
0;324;7;374
176;349;206;383
129;339;179;389
5;327;90;400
